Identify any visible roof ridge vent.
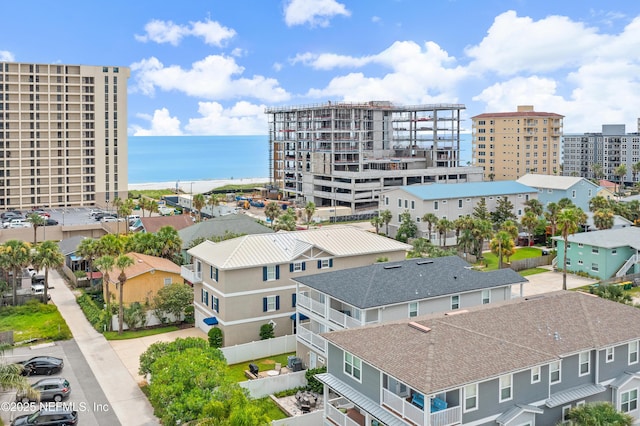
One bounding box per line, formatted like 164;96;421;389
445;309;468;316
416;260;434;265
408;321;431;333
383;264;402;269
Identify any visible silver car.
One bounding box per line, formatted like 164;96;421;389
16;377;71;403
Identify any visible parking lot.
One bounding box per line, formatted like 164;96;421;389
0;340;118;426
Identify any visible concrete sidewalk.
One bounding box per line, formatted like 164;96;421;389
49;270;159;426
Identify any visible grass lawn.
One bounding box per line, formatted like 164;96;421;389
519;267;549;277
253;396;288;421
227;352;295;383
103;325;179;340
0;301;71;344
477;247;543;271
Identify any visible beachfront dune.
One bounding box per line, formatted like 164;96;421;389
128;177;270;194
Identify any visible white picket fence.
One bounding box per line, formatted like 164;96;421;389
221;335;297;364
240;370;308;398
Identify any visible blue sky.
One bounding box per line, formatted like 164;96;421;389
2;0;639;136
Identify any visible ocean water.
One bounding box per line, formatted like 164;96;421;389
127;134;473;184
127;135;270;183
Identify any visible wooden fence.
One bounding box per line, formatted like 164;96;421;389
507;255;553;272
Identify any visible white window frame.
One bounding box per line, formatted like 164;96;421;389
630;341;639;365
591;263;599;272
481;289;490;305
451;294;460;310
531;366;541;384
612;248;617;255
163;277;172;286
266;295;277;312
579;351;590;376
320;259;331;269
576;400;585;407
550;360;561;384
434;201;439;210
408;302;418;318
195;259;203;280
592;247;599;254
606;347;614;363
499;374;513;402
463;383;478;412
458;199;463;209
561;405;571;424
266;265;276;281
292;262;303;273
344;351;362;382
621;388;638;413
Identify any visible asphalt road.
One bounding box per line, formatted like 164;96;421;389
0;340;118;426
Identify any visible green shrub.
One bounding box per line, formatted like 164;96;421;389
273;386;306;398
305;366;327;393
259;323;274;340
73;270;87;278
76;292;109;332
207;327;223;348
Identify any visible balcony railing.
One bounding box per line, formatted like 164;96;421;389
326;403;362;426
381;389;461;426
181;264;202;284
298;293;366;329
296;323;327;355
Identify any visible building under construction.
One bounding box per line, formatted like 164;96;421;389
266;101;483;212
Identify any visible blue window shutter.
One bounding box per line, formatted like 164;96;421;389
329;259;333;267
302;262;306;271
317;260;322;269
276;296;280;310
290;263;294;273
214;268;218;281
263;297;267;312
201;289;204;303
263;267;267;281
276;265;280;279
210;265;213;279
292;293;296;307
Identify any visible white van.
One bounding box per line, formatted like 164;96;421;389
128;214;140;222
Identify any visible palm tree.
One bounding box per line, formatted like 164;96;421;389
592;208;614;230
207;193;222;214
490;230;515;269
304;202;316;229
614;164;628;195
31;241;64;303
193;193;206;222
436;218;453;248
544;202;560;247
557;207;583;290
0;240;31;305
380;210;392;236
370;215;383;234
471;218;493;259
115;254;135;334
0;344;37;399
96;234;125;257
76;238;98;285
264;202;281;228
488;173;495;181
500;220;519;242
457;227;475;256
632;161;640;184
520;211;539;247
591;163;604;180
421;213;439;243
274;209;297;231
588;195;610;212
118;198;135;234
26;213;46;245
557;198;575;209
95;255;115;328
155;226;183;263
523;199;543;217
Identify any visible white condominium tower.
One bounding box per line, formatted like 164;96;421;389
0;62;129;210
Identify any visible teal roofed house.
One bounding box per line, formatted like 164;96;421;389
553;227;640;281
380;181;538;240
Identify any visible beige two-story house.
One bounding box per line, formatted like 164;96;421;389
182;226;411;346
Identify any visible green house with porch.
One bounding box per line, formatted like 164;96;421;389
553;227;640;281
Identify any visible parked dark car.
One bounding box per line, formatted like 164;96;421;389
44;218;59;226
11;408;77;426
16;377;71;403
17;356;64;376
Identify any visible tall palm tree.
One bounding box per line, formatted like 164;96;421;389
0;344;37;399
614;164;628;195
155;226;183;263
26;213;46;245
95;255;115;328
32;241;64;303
557;208;583;290
588;195;610;212
96;234;125;258
436;218;453;248
0;240;31;306
193;193;206;222
421;213;439;243
115;255;135;334
591;163;604;181
304;202;316;229
523;199;543;217
76;238;98;285
207;193;222;215
520;211;539;247
471;219;493;259
632;161;640;184
264;202;281;228
118;198;135;234
592;208;614;230
380;210;392;236
500;220;519;241
370;216;383;234
490;230;515;269
544;202;560;247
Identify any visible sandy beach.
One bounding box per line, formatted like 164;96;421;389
128;177;270;194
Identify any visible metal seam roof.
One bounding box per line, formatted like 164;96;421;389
545;383;606;408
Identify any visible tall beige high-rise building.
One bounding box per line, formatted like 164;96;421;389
471;105;563;181
0;62;129;210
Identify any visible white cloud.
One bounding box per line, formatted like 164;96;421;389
284;0;350;27
135;18;235;46
185;101;269;135
130;108;183;136
371;16;381;23
272;62;283;72
0;51;15;61
130;55;290;102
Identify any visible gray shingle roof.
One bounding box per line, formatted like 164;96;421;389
323;291;640;395
178;214;273;249
294;256;527;308
57;235;89;256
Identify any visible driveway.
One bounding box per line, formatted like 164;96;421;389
48;270;159;426
514;266;598;297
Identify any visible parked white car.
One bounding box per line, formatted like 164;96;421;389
4;218;31;228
